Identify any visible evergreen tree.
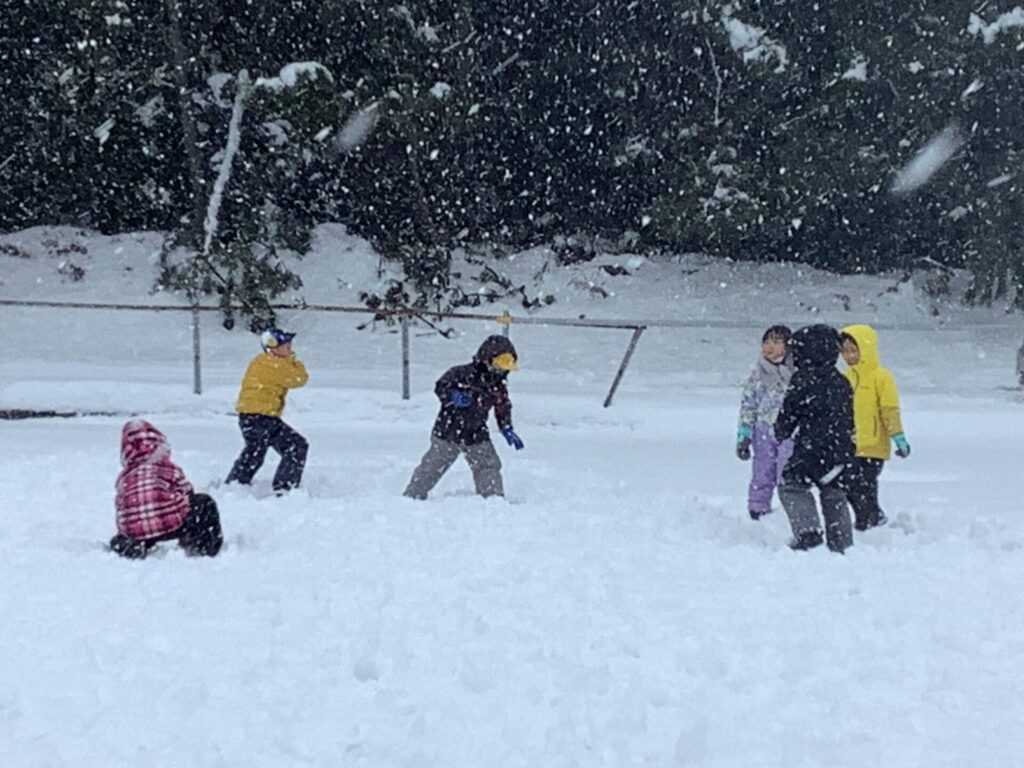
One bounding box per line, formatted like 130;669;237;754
4;0;1024;310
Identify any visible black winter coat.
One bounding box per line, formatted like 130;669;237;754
431;336;517;445
775;324;855;484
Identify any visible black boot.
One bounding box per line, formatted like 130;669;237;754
788;530;824;551
109;533;152;559
856;511;888;531
179;494;224;557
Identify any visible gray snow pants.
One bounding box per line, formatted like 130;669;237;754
403;435;504;500
779;474;853;553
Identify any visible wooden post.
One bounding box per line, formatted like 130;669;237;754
603;326;646;408
401;315;410;400
191;303;202;395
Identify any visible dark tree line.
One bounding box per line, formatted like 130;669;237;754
3;1;1023;314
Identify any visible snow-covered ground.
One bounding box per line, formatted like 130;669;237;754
3;226;1024;767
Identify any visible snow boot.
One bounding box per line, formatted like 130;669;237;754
788;530;824;551
109;534;153;560
854;511;888;531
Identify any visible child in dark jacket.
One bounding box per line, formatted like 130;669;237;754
404;335;524;500
109;419;223;559
774;325;856;553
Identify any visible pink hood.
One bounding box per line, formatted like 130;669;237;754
120;419;173;468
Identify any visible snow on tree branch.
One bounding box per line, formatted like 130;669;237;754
722;11;788;72
968;8;1024;44
254;62;333;91
202;71;252;258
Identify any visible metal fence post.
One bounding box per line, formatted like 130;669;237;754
497;310;512;338
603;325;646;408
401;314;410;400
191;303;202;395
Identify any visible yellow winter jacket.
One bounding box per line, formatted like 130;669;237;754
842;324;903;460
235;352;309;417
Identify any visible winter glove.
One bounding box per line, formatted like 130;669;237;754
500;426;524;450
447;388;473;408
736;424;753;461
892;432;911;458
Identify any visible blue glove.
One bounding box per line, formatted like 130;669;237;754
448;389;473;408
500;426;524;450
892;432;910;458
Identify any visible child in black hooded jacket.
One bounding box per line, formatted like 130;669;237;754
404;335;524;500
774;324;856;553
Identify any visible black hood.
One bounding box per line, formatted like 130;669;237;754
789;324;841;369
473;334;518;365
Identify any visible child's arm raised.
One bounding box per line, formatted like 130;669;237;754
269;353;309;389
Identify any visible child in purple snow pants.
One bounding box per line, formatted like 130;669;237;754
736;325;795;520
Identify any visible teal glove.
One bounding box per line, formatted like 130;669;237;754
892;432;910;458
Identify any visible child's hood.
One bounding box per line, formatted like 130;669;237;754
120;419;172;467
474;335;518;365
789;324;841;369
842;323;881;370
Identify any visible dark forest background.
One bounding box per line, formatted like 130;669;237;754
3;1;1023;315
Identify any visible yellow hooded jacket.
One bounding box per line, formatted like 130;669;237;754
235;352;309;417
842;324;902;460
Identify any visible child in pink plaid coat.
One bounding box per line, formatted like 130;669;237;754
110;419;222;559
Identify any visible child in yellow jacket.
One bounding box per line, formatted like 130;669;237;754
226;328;309;493
840;324;910;530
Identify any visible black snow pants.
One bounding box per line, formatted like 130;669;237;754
779;461;854;554
110;493;223;559
225;414;308;492
845;457;887;531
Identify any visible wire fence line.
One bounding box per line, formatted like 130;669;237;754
3;297;990;329
3;298;647;406
3;297;1013;408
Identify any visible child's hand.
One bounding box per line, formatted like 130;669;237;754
448;388;473;408
736;425;752;460
892;432;910;458
500;426;524;450
736;438;751;460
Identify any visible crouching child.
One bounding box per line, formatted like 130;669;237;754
109;420;223;559
774;325;856;553
404;335;523;500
